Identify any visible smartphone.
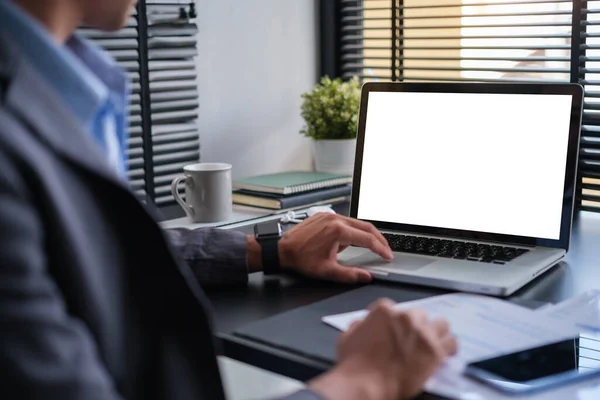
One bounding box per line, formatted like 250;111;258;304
464;335;600;395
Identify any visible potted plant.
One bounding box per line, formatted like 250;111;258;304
300;76;361;176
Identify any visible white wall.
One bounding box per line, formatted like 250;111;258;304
196;0;318;179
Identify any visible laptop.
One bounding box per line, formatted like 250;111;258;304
338;82;584;297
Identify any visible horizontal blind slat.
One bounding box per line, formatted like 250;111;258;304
146;3;200;207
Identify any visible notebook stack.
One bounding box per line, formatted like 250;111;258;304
232;171;353;211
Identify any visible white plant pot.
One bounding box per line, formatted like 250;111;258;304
312;139;357;176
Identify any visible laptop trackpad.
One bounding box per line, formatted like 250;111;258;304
338;248;434;271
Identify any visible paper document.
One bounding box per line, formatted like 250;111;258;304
322;293;600;399
323;293;577;365
540;290;600;330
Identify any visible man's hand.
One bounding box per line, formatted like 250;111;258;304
278;213;393;284
310;299;458;400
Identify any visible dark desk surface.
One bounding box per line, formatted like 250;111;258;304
205;208;600;383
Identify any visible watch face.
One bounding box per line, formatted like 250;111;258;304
255;221;282;237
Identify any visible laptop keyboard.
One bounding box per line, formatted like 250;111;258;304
382;233;529;264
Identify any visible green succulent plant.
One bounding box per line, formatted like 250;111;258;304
300;76;361;140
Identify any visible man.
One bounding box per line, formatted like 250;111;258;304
0;1;458;399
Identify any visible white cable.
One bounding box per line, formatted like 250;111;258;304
280;206;335;224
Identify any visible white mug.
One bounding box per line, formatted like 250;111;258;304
171;163;233;223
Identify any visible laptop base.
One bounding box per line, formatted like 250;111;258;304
338;246;565;297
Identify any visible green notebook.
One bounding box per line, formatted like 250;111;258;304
233;171;352;195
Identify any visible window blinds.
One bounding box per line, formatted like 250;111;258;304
580;1;600;211
79;0;200;208
339;0;600;212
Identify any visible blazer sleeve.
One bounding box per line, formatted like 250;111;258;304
164;228;250;287
0;152;124;399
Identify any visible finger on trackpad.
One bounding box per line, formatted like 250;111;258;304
338;248;434;272
338;247;390;268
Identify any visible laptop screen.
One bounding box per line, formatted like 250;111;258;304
356;91;573;241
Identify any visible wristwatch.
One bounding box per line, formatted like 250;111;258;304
254;221;283;275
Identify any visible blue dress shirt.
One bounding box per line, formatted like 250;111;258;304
0;0;129;177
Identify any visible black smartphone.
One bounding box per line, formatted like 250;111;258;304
464;335;600;395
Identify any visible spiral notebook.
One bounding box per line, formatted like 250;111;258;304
233;171;352;195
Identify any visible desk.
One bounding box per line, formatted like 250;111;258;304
204;207;600;387
218;356;304;400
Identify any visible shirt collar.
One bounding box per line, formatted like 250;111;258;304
0;0;128;127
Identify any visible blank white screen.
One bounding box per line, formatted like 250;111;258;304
356;91;573;240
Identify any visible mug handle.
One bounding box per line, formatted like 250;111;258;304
171;175;195;220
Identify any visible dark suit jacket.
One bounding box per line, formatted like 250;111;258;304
0;35;320;400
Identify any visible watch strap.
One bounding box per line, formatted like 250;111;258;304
259;236;281;275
